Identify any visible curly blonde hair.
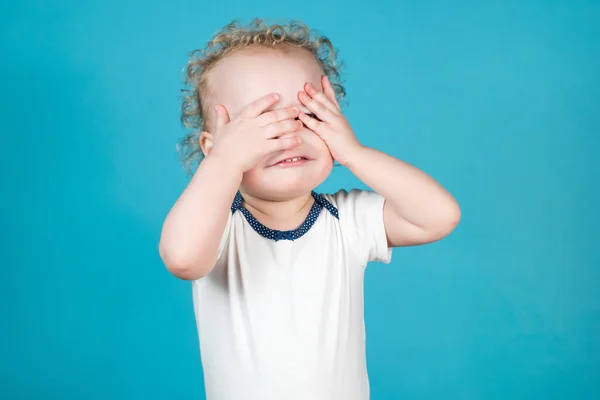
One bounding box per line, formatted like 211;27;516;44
177;19;346;175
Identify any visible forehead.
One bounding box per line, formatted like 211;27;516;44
207;47;323;118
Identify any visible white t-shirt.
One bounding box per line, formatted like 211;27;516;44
192;189;392;400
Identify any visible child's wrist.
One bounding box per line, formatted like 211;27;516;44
203;152;244;179
342;143;368;170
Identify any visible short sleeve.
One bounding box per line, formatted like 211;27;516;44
331;189;392;265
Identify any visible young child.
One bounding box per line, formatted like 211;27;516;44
160;19;460;400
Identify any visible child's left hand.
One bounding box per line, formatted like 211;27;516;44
298;76;363;167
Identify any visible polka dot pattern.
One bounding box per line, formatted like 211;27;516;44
231;191;339;242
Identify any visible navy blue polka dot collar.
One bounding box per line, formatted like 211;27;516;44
231;191;339;242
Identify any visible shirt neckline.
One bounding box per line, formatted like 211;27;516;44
231;191;339;242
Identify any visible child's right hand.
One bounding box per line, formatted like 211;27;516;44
208;93;303;173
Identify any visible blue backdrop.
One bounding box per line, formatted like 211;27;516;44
2;0;599;399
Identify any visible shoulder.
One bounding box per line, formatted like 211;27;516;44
321;189;385;215
320;188;391;265
319;188;386;234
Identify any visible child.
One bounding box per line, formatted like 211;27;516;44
160;19;460;400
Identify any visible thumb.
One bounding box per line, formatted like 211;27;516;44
214;104;230;130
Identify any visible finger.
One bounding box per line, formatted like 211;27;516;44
256;106;299;126
214;104;230;130
304;83;339;114
298;91;334;122
263;119;303;139
242;93;281;118
322;76;341;111
268;135;302;153
298;112;322;133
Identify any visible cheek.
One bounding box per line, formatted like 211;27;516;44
241;168;262;186
312;137;334;163
309;140;334;174
319;157;335;175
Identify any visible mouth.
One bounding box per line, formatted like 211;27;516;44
271;156;310;167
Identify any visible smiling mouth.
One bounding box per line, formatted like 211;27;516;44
282;157;306;163
273;156;309;167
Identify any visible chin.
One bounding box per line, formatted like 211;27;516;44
242;161;333;201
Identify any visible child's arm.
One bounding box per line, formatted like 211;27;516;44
298;78;460;247
159;156;241;280
344;147;460;246
160;94;303;280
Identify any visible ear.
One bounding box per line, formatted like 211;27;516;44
199;104;230;157
199;131;214;156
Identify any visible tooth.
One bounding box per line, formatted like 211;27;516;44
280;157;303;163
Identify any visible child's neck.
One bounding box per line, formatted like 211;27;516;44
241;191;315;231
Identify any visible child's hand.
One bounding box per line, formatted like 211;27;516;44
297;76;363;167
208;94;303;173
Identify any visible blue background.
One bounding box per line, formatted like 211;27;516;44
2;0;599;399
